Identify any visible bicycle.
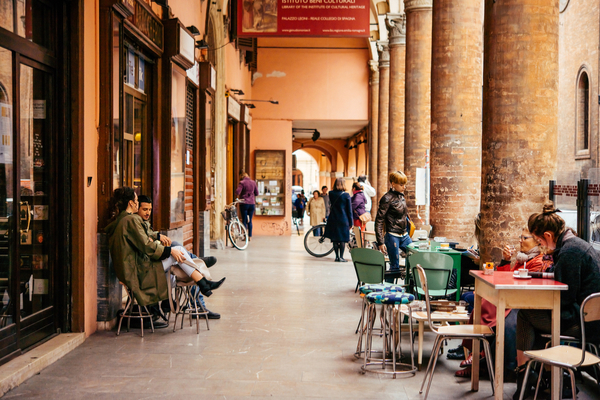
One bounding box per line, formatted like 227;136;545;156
303;224;358;257
221;199;248;250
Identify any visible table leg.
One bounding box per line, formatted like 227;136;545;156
471;283;482;392
418;320;424;371
551;291;561;399
494;296;506;399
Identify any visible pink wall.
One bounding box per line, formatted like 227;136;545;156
250;119;293;236
225;43;253;96
251;38;369;121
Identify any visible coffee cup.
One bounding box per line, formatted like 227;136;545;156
455;306;466;313
440;243;450;249
518;268;529;278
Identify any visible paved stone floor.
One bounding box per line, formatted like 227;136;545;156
4;234;600;399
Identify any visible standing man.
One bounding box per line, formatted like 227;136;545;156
321;185;331;219
235;172;259;240
357;175;376;213
137;195;221;319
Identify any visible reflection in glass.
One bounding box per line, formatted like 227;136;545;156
19;64;52;320
170;68;185;223
112;19;120;190
133;99;145;194
0;47;13;328
16;0;53;50
0;0;14;33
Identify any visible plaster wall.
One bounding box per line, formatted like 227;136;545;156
83;0;99;336
225;44;253;96
557;0;600;178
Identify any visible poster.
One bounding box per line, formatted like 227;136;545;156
0;104;12;164
238;0;369;37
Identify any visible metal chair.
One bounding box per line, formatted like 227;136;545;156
168;265;210;334
414;265;495;399
519;292;600;400
410;252;457;300
116;283;155;337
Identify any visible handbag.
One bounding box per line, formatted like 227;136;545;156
358;211;371;223
407;216;416;238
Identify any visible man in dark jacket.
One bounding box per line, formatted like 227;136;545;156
374;171;412;274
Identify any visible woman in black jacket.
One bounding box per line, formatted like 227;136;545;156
324;178;353;262
514;203;600;397
374;171;412;274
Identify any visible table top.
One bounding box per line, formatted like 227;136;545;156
399;305;470;322
407;244;461;254
470;270;569;291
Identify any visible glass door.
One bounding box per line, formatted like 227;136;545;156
123;86;147;195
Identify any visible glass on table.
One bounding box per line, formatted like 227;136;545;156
483;262;495;275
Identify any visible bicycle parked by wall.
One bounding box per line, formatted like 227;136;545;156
221;199;248;250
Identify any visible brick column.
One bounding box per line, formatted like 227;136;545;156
404;0;432;227
376;42;391;200
368;60;379;198
429;0;483;245
386;13;406;175
480;0;559;262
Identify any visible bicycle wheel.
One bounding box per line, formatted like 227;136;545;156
228;219;249;250
304;224;334;257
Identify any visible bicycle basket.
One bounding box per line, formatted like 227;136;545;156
221;209;231;221
229;207;238;218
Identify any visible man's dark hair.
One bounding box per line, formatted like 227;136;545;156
321;186;328;190
138;195;152;205
357;175;367;183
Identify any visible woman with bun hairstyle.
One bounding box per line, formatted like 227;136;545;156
513;203;600;398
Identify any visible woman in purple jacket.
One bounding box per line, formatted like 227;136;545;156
351;182;367;229
235;172;259;240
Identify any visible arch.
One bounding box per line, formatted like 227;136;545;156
575;65;591;158
0;82;8;103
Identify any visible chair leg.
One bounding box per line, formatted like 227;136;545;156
143;306;155;333
519;360;535;400
568;368;577;400
420;335;441;394
138;303;144;337
117;293;132;336
423;335;445;400
481;340;495;395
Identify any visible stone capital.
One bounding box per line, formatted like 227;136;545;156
376;41;390;68
404;0;432;12
386;13;406;47
368;60;379;85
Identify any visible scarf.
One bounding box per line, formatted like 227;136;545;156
515;246;541;263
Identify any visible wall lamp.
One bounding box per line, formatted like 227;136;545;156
186;25;201;36
230;89;245;95
292;128;320;142
244;104;256;109
240;99;279;105
195;39;209;50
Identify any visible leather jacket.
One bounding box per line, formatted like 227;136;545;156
375;189;408;245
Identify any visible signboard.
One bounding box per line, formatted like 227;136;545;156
179;26;195;65
237;0;369;37
228;97;241;121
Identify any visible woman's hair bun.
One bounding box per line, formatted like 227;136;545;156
542;202;556;214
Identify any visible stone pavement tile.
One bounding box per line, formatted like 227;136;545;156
204;366;302;382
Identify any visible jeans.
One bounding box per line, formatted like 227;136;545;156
239;203;255;237
312;226;322;236
384;233;412;271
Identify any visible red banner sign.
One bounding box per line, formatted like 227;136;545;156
237;0;370;37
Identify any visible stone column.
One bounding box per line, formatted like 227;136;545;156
376;42;391;200
403;0;432;227
480;0;559;262
429;0;483;246
368;60;380;198
387;13;406;175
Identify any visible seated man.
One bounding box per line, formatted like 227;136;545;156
137;195;221;319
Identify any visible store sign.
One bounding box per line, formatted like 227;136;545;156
187;62;199;86
228;97;241;121
179;26;195;65
127;0;163;50
237;0;369;37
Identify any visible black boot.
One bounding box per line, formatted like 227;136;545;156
196;277;226;297
513;364;538;400
338;243;347;262
199;256;217;268
209;277;226;291
333;242;340;262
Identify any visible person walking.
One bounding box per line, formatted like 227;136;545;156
294;190;307;224
321;185;331;218
307;190;326;236
375;171;412;278
235;172;259;240
324;178;353;262
357;175;376;213
351;182;368;229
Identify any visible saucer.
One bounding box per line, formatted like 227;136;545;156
514;275;532;280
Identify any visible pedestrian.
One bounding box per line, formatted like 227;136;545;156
294;190;307;224
321;185;331;218
235;172;258;240
374;171;412;278
357;175;376;213
307;190;326;236
324;178;353;262
351;182;368;229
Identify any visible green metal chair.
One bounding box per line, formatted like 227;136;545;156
351;248;386;288
410;252;457;300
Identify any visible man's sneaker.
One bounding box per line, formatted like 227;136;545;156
193;310;221;319
199;256;217;268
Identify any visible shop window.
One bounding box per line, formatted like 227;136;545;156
575;69;590;158
170;67;186;223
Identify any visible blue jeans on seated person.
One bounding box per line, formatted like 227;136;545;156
384;232;412;282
